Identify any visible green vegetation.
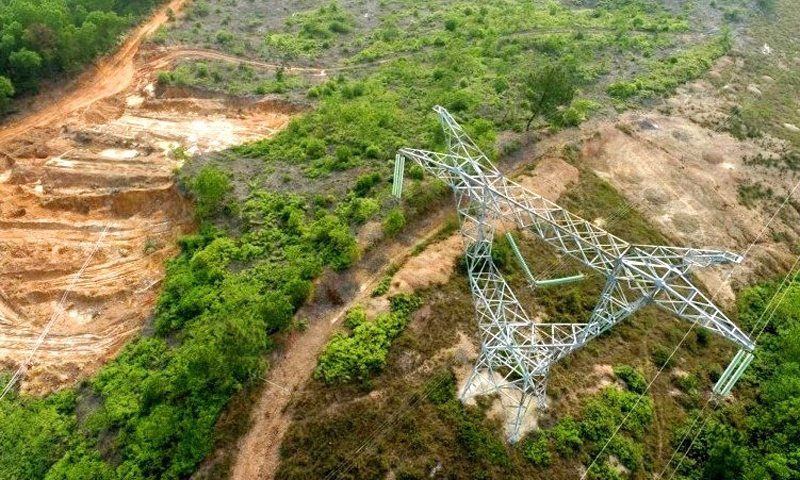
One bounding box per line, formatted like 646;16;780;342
158;61;307;96
672;276;800;480
522;61;577;130
315;295;421;384
613;365;648;394
0;179;359;478
0;0;163;109
608;34;731;102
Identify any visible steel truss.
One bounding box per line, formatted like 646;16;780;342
395;106;755;442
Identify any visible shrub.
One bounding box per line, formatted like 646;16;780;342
613;365;648;394
444;18;458;31
315;295;420;384
354;172;382;197
580;387;653;442
550;417;583;457
408;165;424;180
189;166;231;218
383;208;406;237
215;30;234;44
305;214;360;270
344;305;367;330
426;370;456;405
522;433;551;467
608;435;643;471
587;461;622;480
156;71;172;85
305;138;326;158
457;409;508;466
651;345;676;369
607;80;639;99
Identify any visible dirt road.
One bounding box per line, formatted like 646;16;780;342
229;210;454;480
0;0;189;145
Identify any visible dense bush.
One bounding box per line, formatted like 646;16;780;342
522;433;551;467
456;408;509;466
549;416;583;457
426;370;456;405
314;295;421;384
382;207;406;237
189;165;232;217
675;278;800;479
580;387;653;442
0;0;162;101
613;364;648;394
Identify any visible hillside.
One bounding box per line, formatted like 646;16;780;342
1;0;799;479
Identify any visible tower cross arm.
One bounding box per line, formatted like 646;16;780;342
628;245;744;270
653;275;756;352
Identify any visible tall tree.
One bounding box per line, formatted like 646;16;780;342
522;62;576;131
0;76;14;110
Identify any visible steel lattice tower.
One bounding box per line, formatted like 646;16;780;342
394;106;756;442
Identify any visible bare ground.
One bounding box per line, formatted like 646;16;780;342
0;1;298;394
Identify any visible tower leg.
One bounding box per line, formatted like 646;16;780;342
507;391;535;443
534;372;549;411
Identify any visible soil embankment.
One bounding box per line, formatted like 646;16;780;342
0;1;294;394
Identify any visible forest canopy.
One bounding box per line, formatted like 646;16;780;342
0;0;162;104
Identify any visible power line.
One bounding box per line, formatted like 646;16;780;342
579;76;797;477
0;225;110;401
661;261;800;480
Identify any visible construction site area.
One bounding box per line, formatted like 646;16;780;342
1;0;799;479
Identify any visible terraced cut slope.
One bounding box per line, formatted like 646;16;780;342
0;3;294;394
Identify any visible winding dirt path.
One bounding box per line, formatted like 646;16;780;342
0;0;189;145
230;211;453;480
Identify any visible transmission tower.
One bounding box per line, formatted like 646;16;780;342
394;106;756;442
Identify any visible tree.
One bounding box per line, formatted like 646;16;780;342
0;76;14;110
9;48;43;92
522;62;576;130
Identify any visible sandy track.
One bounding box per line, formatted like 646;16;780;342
0;0;190;144
229;211;454;480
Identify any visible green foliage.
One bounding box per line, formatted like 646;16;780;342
0;75;13;110
337;195;379;224
383;207;406;237
580;387;653;442
343;305;367;330
522;433;551;467
549;416;583;457
607;435;643;471
426;370;456;405
189;166;232;217
353;172;382;197
371;264;398;297
651;345;676;369
677;277;800;479
522;61;577;130
0;0;161;100
613;364;648;394
304;213;360;270
587;461;622;480
408;164;425;180
456;408;509;466
0;391;77;480
314;295;420;384
608;36;730;101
